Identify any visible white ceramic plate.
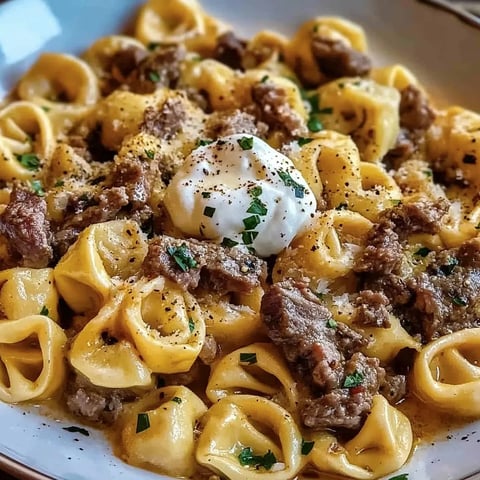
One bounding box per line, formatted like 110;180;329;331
0;1;480;479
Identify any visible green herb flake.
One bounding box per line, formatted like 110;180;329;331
297;137;313;146
166;244;198;272
171;396;182;404
307;116;323;132
243;215;260;230
148;70;160;83
188;317;195;333
136;413;150;433
277;169;306;198
301;439;315;456
335;202;348;210
30;180;45;197
63;426;90;437
147;42;161;50
338;82;345;89
39;305;49;316
16;153;41;171
239;352;257;365
197;138;213;147
260;75;269;83
414;247;431;257
306;93;319;113
249;186;262;197
221;237;239;248
391;199;402;206
41;106;51;112
476;223;480;230
247;197;268;216
237;136;254;150
238;447;277;470
54;179;64;187
201;191;211;198
144;148;155;160
423;169;433;178
343;370;364;388
452;296;467;307
326;318;337;329
388;475;409;480
203;206;216;218
440;257;459;276
318;107;333;114
242;230;258;245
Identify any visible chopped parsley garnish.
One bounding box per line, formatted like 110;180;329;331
144;148;155;160
476;223;480;230
260;75;269;83
326;318;337;329
203;206;216;217
221;237;239;248
277;169;306;198
201;191;211;198
171;396;182;404
307;116;323;132
16;153;40;171
147;42;161;50
167;244;198;272
237;136;254;150
41;106;50;112
297;137;313;146
39;305;49;316
388;475;409;480
440;257;459;276
423;169;433;177
239;352;257;365
30;180;45;197
335;202;348;210
148;70;160;82
188;317;195;333
301;439;315;455
243;215;260;230
136;413;150;433
463;154;477;165
391;199;402;206
238;447;277;470
249;186;262;197
54;179;64;187
197;138;213;147
414;247;431;257
63;426;90;436
318;107;333;114
247;197;268;216
242;230;258;245
343;371;364;388
451;296;467;307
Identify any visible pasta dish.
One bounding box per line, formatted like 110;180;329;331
0;0;479;479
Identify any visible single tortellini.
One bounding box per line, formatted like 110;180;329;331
135;0;206;45
206;343;299;413
120;385;207;478
200;298;265;351
316;78;400;162
0;268;59;322
54;220;148;314
0;101;55;181
286;17;368;86
412;328;480;416
370;64;420;91
426;106;480;187
0;315;67;402
121;277;205;374
17;53;100;132
311;130;402;219
197;395;303;480
274;210;373;283
309;395;413;479
68;286;152;388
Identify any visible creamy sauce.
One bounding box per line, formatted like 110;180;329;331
164;134;317;257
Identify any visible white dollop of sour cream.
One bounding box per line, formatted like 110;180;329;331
164;134;317;257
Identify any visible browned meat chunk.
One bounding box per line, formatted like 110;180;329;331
0;186;53;268
65;373;136;424
205;109;268;138
213;31;246;70
261;281;387;430
142;97;186;139
143;235;267;295
311;36;371;79
111;158;150;209
352;290;391;328
399;85;435;131
380;372;407;404
250;83;306;137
